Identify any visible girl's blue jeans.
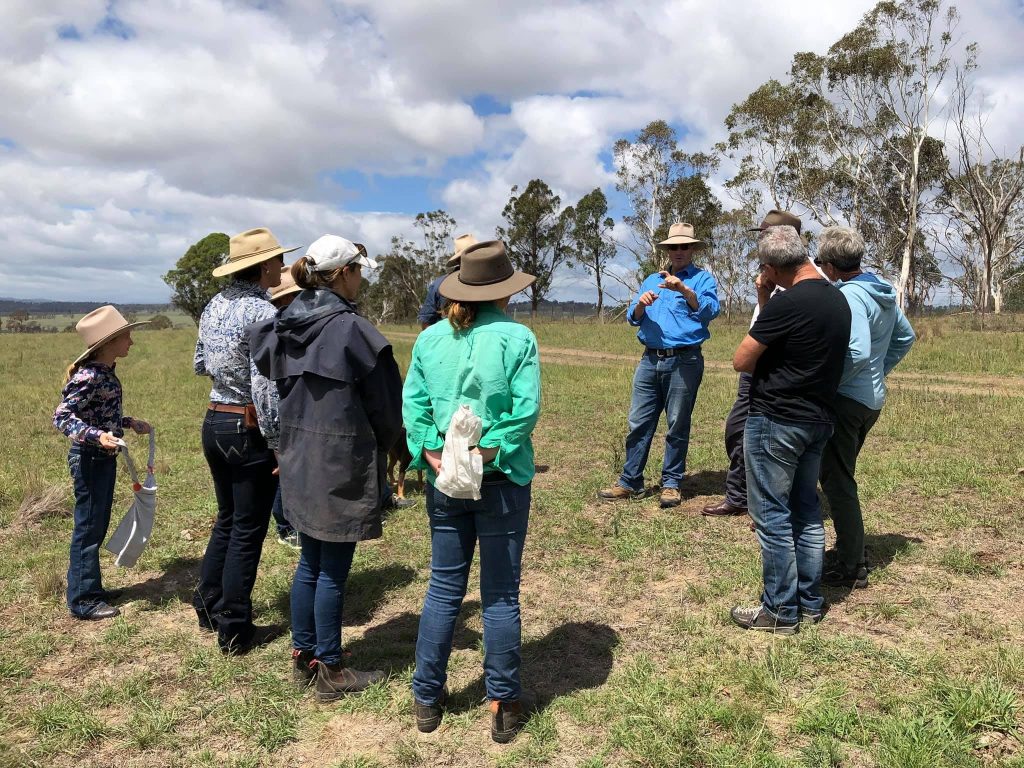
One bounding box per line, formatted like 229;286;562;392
66;444;117;617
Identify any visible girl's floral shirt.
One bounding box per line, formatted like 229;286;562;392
53;362;133;446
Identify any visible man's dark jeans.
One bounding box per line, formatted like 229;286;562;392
67;445;118;617
291;534;357;665
819;395;881;571
723;373;752;507
194;410;277;647
271;485;294;539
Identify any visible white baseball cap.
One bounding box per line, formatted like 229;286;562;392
305;235;378;272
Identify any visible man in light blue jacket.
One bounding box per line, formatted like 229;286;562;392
814;227;916;589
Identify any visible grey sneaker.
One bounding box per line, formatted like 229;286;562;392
799;608;823;625
278;531;301;550
730;604;798;635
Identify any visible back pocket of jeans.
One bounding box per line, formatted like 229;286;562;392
212;420;250;465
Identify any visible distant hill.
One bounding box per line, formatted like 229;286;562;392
0;299;175;315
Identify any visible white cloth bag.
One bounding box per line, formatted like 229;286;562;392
434;405;484;500
104;430;157;567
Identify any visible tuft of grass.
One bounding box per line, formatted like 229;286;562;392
11;482;69;531
939;546;1003;576
30;693;107;748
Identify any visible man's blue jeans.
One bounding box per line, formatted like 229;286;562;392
67;445;118;617
619;349;704;492
412;479;531;706
291;534;357;665
744;414;833;623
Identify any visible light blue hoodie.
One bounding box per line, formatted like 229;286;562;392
837;273;916;410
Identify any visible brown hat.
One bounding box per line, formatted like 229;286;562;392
73;306;150;365
438;241;536;302
446;233;478;266
212;227;300;278
749;210;802;234
656;222;706;250
269;265;301;304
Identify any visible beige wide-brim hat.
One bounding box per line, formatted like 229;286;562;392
656;221;707;250
748;209;802;234
73;305;150;365
212;227;300;277
445;233;479;266
269;265;302;304
439;241;536;302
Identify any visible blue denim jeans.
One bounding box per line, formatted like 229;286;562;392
291;534;357;665
619;349;704;492
412;479;531;705
744;414;833;623
67;444;118;617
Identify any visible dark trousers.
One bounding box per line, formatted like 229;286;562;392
66;445;117;617
291;535;357;665
723;373;752;507
818;395;881;570
271;485;294;539
194;410;277;647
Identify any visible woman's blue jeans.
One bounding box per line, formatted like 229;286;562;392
744;414;833;622
291;534;357;665
619;348;704;492
412;479;531;705
66;445;118;617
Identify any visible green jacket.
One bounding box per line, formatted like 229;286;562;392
402;304;541;486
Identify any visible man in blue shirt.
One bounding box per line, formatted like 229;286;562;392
418;234;477;329
599;222;721;508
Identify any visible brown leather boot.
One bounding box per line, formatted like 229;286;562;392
597;484;642;501
291;649;316;688
490;700;526;743
315;661;385;701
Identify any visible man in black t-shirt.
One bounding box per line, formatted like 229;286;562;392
729;225;851;635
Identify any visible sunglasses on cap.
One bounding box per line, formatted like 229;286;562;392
813;258;823;266
665;244;694;252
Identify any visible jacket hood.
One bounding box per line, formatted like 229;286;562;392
841;273;896;309
275;289;356;349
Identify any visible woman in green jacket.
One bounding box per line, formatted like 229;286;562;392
403;241;540;743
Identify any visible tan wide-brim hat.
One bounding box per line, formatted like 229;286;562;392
212;227;300;278
439;241;536;302
445;233;479;266
73;305;150;365
748;209;802;234
656;221;707;250
269;265;302;304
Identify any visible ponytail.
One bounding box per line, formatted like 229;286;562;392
64;359;87;385
445;300;481;331
291;256;346;290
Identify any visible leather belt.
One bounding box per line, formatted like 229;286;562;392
208;403;248;414
647;346;699;358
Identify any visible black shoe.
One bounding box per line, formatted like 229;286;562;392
730;604;798;635
292;649;317;688
414;687;448;733
822;561;869;589
490;700;526;743
220;624;286;656
799;607;823;625
197;613;217;633
75;602;120;621
315;661;385;701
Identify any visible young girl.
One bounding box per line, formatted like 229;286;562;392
53;306;151;620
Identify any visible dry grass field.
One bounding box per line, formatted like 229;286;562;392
1;316;1023;767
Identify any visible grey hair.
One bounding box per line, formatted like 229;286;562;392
757;225;806;270
817;226;864;271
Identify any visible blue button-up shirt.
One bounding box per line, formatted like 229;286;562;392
417;274;446;326
627;264;721;348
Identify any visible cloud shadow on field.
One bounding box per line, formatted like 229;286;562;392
452;620;620;714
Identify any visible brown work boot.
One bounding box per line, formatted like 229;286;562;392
414;686;448;733
597;484;641;501
659;487;682;508
291;649;316;688
701;499;747;517
315;661;385;701
490;700;526;743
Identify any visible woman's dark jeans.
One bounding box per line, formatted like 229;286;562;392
67;444;118;617
290;533;357;665
412;478;531;706
193;410;277;648
271;485;295;539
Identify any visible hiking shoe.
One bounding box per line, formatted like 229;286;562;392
822;561;869;589
292;649;317;688
391;494;416;509
315;662;385;701
490;700;526;744
799;608;823;625
414;687;448;733
278;531;301;550
730;604;798;635
598;484;642;501
659;487;682;508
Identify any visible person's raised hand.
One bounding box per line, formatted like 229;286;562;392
638;290;659;307
659;272;696;301
755;272;776;294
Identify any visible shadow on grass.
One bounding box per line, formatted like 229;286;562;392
270;563;417;625
823;532;922;606
681;470;728;498
452;621;619;714
118;555;202;607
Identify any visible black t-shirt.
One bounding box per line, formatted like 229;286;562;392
748;279;851;424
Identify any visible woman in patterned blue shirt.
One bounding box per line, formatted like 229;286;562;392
192;227;297;654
